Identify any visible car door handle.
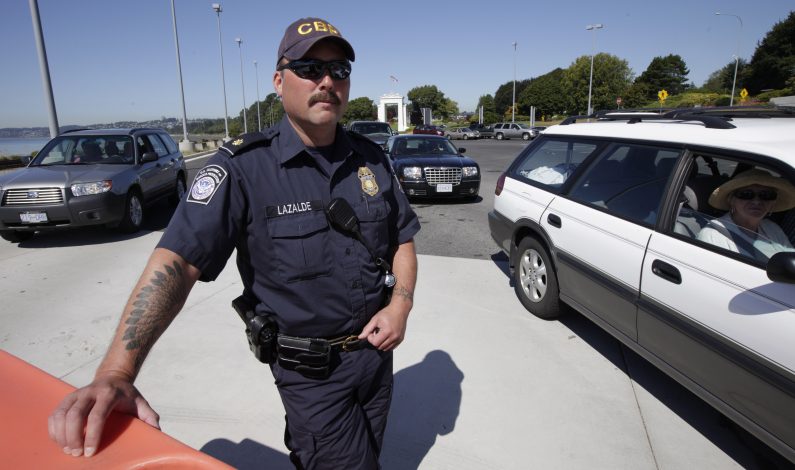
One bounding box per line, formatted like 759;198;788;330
651;259;681;285
547;213;561;228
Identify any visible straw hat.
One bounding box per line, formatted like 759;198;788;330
708;169;795;212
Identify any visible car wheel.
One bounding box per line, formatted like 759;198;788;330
513;237;560;319
446;134;452;139
118;190;144;233
522;133;531;140
496;133;504;140
0;230;34;243
463;135;469;140
170;176;186;205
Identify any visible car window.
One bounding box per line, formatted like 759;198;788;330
513;138;598;190
568;143;681;225
159;133;179;154
145;134;169;157
394;138;456;156
673;154;795;265
32;135;133;166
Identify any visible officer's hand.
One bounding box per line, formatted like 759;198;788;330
48;372;160;458
358;305;409;351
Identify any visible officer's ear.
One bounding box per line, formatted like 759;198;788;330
273;70;283;97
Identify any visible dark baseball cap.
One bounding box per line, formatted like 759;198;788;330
277;18;355;64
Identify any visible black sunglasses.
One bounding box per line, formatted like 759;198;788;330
733;188;778;201
277;59;352;81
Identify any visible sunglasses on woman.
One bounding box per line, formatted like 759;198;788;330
277;59;352;81
733;188;778;201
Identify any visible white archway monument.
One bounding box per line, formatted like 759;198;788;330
378;93;408;132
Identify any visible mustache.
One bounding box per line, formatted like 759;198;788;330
308;91;341;106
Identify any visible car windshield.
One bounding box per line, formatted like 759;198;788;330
352;123;392;135
517;123;531;129
31;135;135;166
393;138;458;156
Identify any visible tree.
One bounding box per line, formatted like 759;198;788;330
745;11;795;93
562;53;633;114
438;98;459;120
701;59;748;93
517;68;567;118
494;79;531;116
477;94;496;113
635;54;690;98
342;97;376;123
406;85;447;117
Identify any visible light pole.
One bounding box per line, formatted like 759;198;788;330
236;37;247;134
28;0;59;138
716;12;742;106
170;0;192;152
512;41;517;123
586;23;603;116
254;60;261;131
212;3;229;140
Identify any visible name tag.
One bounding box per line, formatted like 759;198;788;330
266;200;324;218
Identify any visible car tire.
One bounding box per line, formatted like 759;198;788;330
463;135;469;140
1;230;34;243
118;190;144;233
522;133;531;140
496;133;504;140
446;134;452;140
170;176;186;205
513;237;560;319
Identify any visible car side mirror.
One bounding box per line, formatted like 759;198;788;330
141;151;158;163
458;148;466;153
767;251;795;284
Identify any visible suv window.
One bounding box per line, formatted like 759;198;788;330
159;133;179;154
569;143;680;225
146;134;169;157
513;138;598;189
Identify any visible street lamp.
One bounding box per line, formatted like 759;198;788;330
586;23;603;116
254;60;261;131
28;0;59;138
170;0;192;152
236;37;247;134
212;3;229;140
512;41;517;123
716;12;742;106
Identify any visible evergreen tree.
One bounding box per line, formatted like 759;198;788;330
745;11;795;93
635;54;691;98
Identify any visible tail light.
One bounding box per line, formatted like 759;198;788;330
495;172;506;195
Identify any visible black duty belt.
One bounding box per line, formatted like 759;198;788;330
276;333;369;380
277;333;368;353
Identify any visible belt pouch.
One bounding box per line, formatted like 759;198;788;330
277;336;331;379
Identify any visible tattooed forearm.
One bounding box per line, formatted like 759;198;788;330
393;285;413;303
122;261;188;369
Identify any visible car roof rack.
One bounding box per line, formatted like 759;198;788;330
60;128;91;134
663;105;795;119
559;110;736;129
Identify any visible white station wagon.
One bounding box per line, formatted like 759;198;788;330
488;107;795;464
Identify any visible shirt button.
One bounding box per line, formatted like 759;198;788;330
352;280;362;288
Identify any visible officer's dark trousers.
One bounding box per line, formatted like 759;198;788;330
271;347;393;470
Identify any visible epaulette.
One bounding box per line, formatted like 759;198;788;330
219;128;278;157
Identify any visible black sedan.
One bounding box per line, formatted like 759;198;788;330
385;135;479;200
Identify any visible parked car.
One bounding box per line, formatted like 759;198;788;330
412;125;445;136
488;107;795;464
348;120;396;147
445;127;480;140
0;128;187;242
476;125;495;139
385;135;479;200
492;122;537;140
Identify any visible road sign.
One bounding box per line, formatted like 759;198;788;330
658;89;668;102
740;88;749;102
616;97;622;105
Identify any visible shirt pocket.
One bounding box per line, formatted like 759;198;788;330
267;211;333;282
354;196;390;257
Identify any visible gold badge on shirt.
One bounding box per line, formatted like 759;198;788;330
358;166;379;197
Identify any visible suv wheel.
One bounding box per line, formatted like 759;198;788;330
463;135;469;140
1;230;35;243
170;176;186;205
496;133;505;140
513;237;560;319
522;133;531;141
118;190;144;233
446;134;452;140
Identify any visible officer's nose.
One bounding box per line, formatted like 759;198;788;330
317;71;335;89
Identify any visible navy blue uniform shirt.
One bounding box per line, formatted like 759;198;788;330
158;117;420;337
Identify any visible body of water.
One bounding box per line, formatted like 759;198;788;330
0;138;51;157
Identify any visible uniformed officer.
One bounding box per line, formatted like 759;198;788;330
48;17;420;469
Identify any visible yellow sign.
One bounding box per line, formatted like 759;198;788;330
657;89;668;102
740;88;749;101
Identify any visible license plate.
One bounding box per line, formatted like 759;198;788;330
20;211;48;224
436;183;453;193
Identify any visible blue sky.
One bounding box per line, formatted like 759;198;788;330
1;0;791;128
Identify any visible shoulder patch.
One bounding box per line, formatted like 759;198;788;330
187;164;228;205
219;129;278;157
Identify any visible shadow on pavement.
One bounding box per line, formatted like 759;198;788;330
380;350;464;470
200;438;292;470
559;308;790;470
11;200;176;248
